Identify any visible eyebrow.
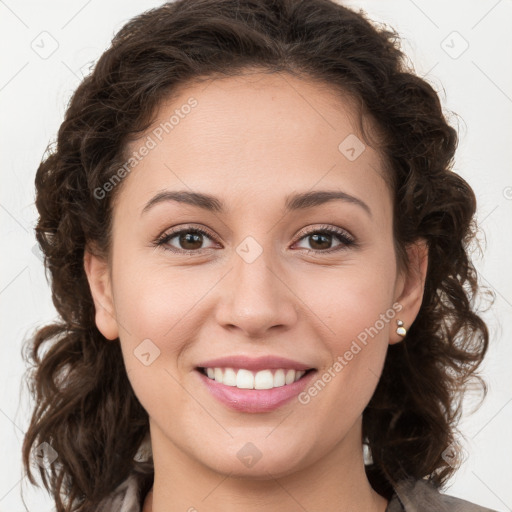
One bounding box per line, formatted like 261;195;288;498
141;189;372;217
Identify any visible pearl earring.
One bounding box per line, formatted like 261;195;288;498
396;320;407;337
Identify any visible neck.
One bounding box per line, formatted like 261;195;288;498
143;420;388;512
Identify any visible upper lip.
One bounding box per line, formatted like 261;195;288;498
196;355;315;372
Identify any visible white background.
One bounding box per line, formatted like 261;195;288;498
1;1;511;511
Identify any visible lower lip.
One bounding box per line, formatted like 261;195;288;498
196;369;317;413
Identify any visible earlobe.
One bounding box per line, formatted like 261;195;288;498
83;248;119;341
390;238;429;345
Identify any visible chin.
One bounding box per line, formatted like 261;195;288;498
194;440;312;480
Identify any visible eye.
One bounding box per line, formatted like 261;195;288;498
154;226;218;253
293;225;355;254
153;224;356;254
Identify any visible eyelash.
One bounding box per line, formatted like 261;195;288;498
153;224;356;255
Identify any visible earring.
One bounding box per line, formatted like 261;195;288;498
396;320;407;337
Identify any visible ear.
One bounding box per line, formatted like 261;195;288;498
83;247;119;340
390;238;429;345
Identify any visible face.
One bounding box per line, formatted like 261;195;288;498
85;71;427;479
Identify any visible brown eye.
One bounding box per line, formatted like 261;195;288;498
154;224;355;255
308;232;334;251
294;226;355;253
177;232;205;251
156;227;217;253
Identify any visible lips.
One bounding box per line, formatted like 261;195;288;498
196;366;317;412
195;355;315;372
194;355;318;412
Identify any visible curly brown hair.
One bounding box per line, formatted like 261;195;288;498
22;0;492;510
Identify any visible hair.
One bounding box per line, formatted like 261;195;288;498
22;0;493;510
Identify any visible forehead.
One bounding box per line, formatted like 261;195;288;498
117;71;391;221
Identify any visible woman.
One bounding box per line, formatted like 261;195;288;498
22;0;497;511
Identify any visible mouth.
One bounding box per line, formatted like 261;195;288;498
195;366;316;390
195;366;317;413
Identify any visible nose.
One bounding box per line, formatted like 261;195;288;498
214;244;298;338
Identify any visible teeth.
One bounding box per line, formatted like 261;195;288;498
223;367;237;386
202;367;307;389
285;369;296;385
237;369;255;389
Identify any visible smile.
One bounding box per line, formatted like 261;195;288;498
195;367;317;413
198;367;313;389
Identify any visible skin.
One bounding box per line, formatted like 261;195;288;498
84;70;428;512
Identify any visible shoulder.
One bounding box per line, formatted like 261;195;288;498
387;477;499;512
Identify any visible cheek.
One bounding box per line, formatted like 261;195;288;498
110;253;219;365
297;257;397;404
111;245;188;324
110;257;201;413
307;261;396;348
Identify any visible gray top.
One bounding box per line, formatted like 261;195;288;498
96;472;499;512
385;477;498;511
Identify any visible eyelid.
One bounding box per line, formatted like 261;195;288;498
291;224;356;254
294;224;354;243
154;223;356;253
154;224;219;250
